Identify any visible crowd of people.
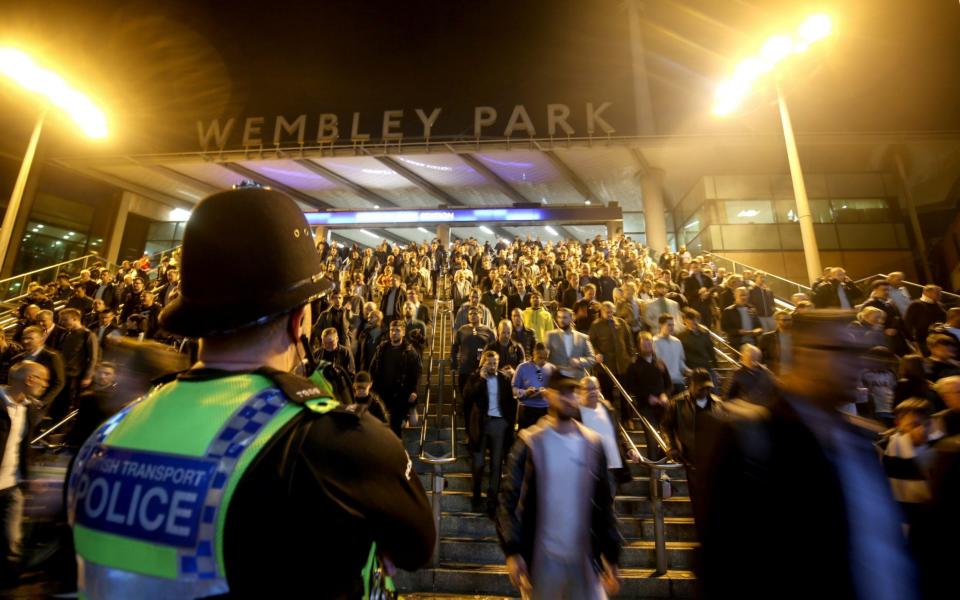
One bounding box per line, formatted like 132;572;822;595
0;217;957;597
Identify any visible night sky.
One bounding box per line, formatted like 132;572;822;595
0;0;958;158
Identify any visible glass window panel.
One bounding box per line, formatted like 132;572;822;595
775;199;833;223
720;200;775;224
147;222;176;241
836;224;899;249
719;224;779;249
831;199;891;224
623;212;644;233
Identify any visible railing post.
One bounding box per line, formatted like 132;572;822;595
650;468;668;575
431;462;444;568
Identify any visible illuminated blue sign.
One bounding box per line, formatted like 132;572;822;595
305;207;545;226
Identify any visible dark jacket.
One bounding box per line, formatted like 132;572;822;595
451;325;496;375
748;286;775;318
378;286;407;322
369;341;422;404
13;347;65;411
813;279;864;309
484;339;525;370
511;326;535;358
904;300;947;354
481;291;508;326
588;316;636;375
624;355;673;404
662;390;724;465
724;364;777;406
696;393;917;600
463;371;517;449
720;303;761;349
496;421;622;574
677;327;716;371
92;282;120;311
58;327;99;381
758;330;786;375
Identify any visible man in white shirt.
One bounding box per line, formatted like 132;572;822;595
0;361;48;584
886;272;912;317
654;313;689;390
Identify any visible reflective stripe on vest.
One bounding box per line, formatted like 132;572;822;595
67;374;338;599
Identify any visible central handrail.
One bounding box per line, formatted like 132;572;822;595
702;325;742;367
598;363;679;466
852;273;960;302
419;271;458;465
703;251;813;295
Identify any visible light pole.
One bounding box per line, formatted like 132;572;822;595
0;48;108;272
712;15;832;286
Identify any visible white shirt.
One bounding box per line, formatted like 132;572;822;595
485;375;502;418
580;403;622;469
0;388;27;490
539;427;588;559
654;335;688;384
562;330;574;359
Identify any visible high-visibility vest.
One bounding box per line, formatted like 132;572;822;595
67;372;339;599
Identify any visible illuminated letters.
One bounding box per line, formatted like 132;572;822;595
547;104;574;136
474;106;497;137
197;118;235;150
273;114;307;145
317;113;339;142
504;105;536;137
415;108;442;138
242;117;265;146
350;112;371;142
586;102;615;135
381;109;404;140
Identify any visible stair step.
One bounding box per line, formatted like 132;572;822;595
437;537;696;569
432;491;693;517
394;564;696;598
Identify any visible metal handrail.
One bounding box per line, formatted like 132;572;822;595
30;409;79;446
599;363;679;462
419;272;458;465
417;276;444;457
702;326;743;367
852;273;960;302
703;251;813;294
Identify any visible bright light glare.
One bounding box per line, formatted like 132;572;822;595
417;227;430;234
360;229;379;239
0;48;108;138
712;14;832;117
545;226;558;236
760;35;793;64
169;208;192;222
799;14;832;43
479;226;494;235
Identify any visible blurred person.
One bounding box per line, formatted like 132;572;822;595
720;287;762;349
724;344;776;406
624;332;673;460
463;351;516;515
749;273;776;331
573;283;600;333
82;298;107;329
351;371;389;424
653;314;688;390
406;289;431;328
512;343;555;430
454;289;495;331
904;285;945;355
593;265;617;303
13;304;40;344
401;300;427;352
49;308;99;424
886;272;912;317
0;333;22;386
154;267;181;307
790;292;810;306
76;269;98;297
356;309;384;371
521;292;553;344
369;320;422;436
481;279;509;326
859;345;899;424
137;292;163;339
642;281;683;333
93;309;119;350
313;292;351;348
65;361;121;447
894;354;941;412
378;275;407;324
931;306;960;346
510;308;536;358
486;320;524;373
12;326;64;422
497;371;621;600
54;274;74;301
925;333;960;383
544;308;596;380
589;301;635;405
615;281;644;334
317;327;356;379
849;305;887;350
508;279;531;315
452;307;496;398
696;309;919;600
678;308;716;377
860;279;907;354
37;310;66;350
119;277;146;324
0;361;47;585
880;399;934;533
92;271;119;311
68;189;434;597
813;267;864;309
759;309;794;375
66;285;94;315
578;376;633;489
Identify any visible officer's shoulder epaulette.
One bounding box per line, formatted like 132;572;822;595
255;367;330;406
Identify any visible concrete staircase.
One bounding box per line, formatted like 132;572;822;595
395;370;698;598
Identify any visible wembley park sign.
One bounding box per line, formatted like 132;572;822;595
196;102;618;151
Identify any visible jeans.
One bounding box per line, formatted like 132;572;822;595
471;417;509;503
0;486;23;580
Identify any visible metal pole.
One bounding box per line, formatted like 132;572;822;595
893;152;934;283
0;111;46;272
650;468;668;575
776;82;821;286
431;463;443;568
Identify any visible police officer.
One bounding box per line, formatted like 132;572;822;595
67;189;435;598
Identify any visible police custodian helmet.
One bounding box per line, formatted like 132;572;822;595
159;188;326;337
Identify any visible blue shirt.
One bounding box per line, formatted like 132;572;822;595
512;361;556;409
486;375;502;417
